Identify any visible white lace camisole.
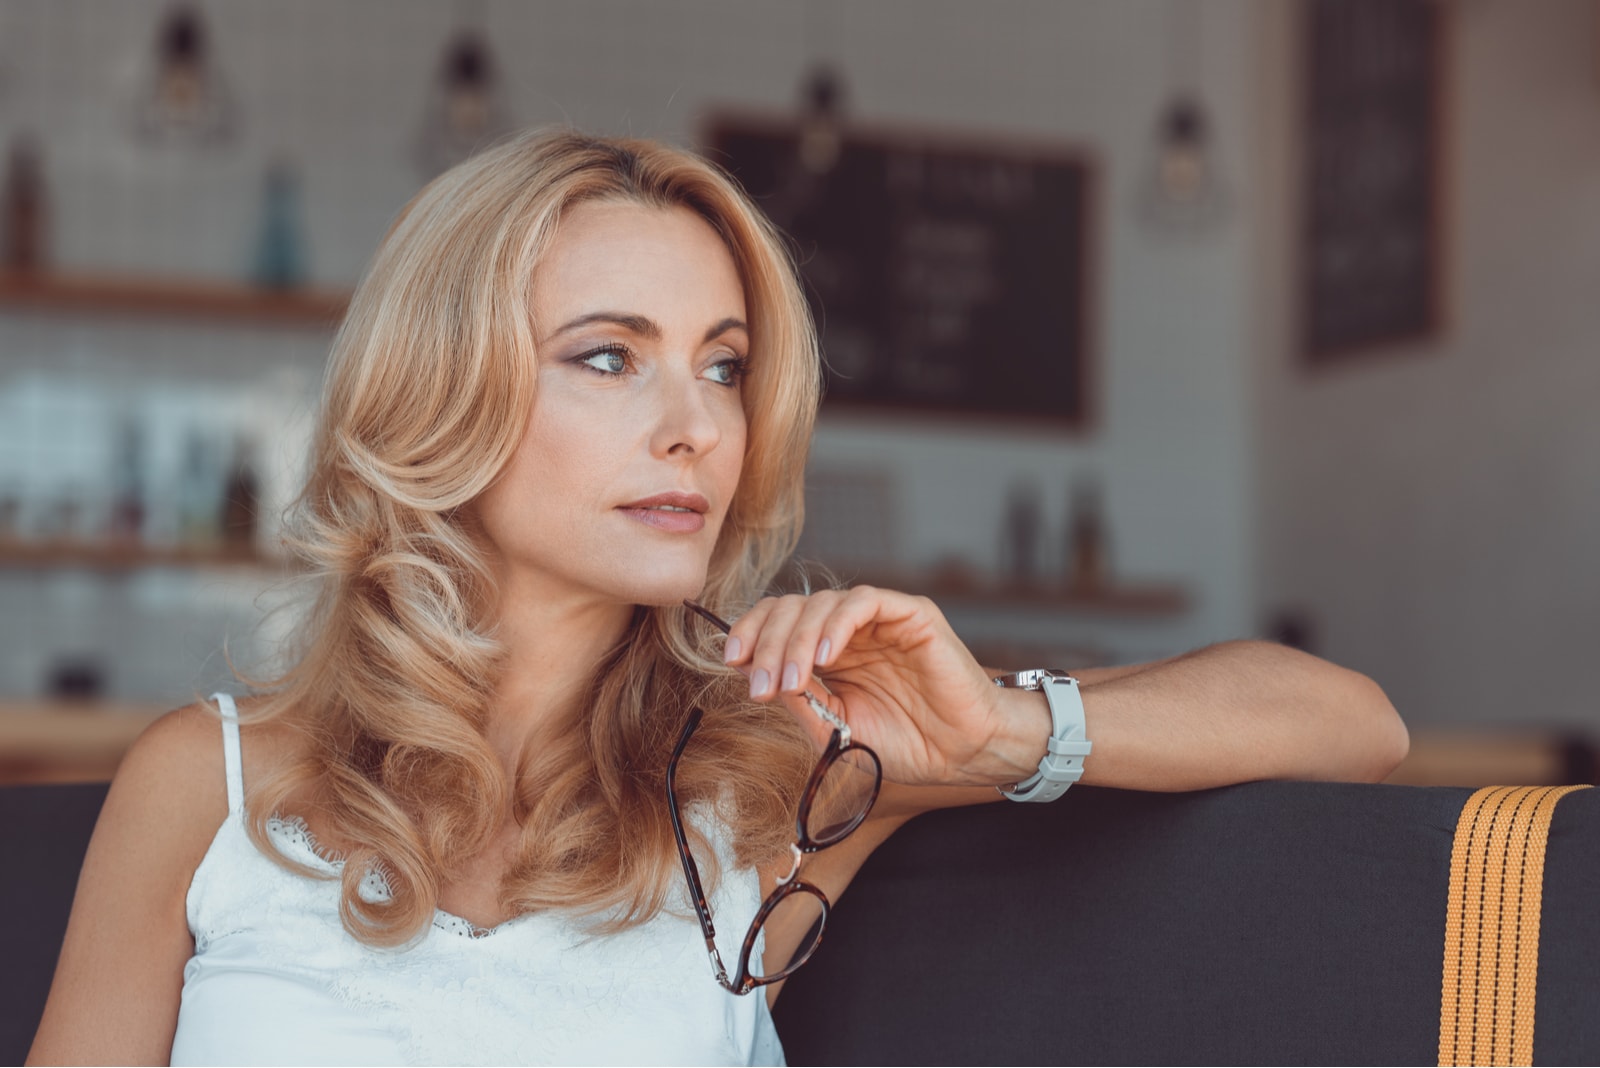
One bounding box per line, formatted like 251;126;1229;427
169;693;785;1066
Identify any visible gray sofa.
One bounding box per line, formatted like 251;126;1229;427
5;781;1597;1065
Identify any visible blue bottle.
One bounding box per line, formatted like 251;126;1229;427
253;160;304;289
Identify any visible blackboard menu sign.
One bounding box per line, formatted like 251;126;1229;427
706;116;1092;427
1302;0;1443;363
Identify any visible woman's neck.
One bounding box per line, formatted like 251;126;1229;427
482;583;635;763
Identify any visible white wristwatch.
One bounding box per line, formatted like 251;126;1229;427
991;669;1091;802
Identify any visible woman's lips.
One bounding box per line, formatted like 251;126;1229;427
615;493;710;534
618;506;706;533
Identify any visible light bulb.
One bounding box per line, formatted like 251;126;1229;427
1138;95;1228;233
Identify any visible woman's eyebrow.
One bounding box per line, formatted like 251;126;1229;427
701;316;749;342
544;312;748;345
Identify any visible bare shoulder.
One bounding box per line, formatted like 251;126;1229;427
112;694;301;828
92;698;255;891
89;691;320;912
117;702;227;825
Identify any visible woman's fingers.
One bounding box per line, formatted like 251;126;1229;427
725;586;928;700
726;592;833;700
746;594;806;699
774;592;854;696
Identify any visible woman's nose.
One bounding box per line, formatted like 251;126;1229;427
649;370;723;459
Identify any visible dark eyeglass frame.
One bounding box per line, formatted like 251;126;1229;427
668;600;883;996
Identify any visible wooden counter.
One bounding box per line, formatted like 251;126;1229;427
1384;727;1584;788
0;701;167;784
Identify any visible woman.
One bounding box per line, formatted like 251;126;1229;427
28;129;1407;1066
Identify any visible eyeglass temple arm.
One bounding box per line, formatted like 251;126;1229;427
668;705;734;988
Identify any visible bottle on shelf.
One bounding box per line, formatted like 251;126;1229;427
253;158;306;289
46;653;106;701
0;480;20;541
106;418;147;545
220;435;259;550
3;132;47;272
176;430;222;548
1064;476;1109;595
999;479;1042;590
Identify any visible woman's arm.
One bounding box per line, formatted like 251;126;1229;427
27;706;227;1066
1069;639;1406;789
872;639;1406;819
724;589;1408;819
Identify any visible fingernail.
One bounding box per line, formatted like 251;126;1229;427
724;636;742;663
751;668;770;698
781;662;799;692
815;638;831;666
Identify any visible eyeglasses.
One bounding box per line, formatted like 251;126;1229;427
667;600;883;996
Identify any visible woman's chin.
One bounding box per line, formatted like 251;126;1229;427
615;568;711;608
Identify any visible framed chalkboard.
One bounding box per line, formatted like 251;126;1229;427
1302;0;1445;363
705;116;1092;428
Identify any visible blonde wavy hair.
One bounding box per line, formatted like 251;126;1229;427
240;127;821;946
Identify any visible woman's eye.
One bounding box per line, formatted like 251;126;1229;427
579;347;629;375
705;357;749;387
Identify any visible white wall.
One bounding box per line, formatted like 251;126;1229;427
2;0;1262;704
1254;0;1600;727
788;0;1262;662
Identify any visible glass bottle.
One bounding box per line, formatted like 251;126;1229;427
220;435;258;551
1065;478;1107;594
3;133;46;271
253;160;304;289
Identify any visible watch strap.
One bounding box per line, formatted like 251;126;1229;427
994;672;1091;803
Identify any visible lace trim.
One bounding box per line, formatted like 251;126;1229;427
266;814;345;869
430;912;497;940
264;815;498;941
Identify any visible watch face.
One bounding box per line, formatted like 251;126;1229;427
993;669;1078;690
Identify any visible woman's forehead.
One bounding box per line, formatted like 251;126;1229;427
532;201;747;333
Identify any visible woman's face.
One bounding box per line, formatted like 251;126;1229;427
475;199;750;608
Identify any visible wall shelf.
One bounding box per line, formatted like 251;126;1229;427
0;268;350;329
845;569;1189;618
0;537;283;572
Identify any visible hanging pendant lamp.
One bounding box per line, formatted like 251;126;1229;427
797;65;846;176
1137;3;1228;233
416;22;513;176
133;3;236;147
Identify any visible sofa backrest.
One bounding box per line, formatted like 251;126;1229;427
0;781;108;1064
772;782;1600;1065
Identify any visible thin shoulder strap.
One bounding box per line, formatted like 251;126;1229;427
211;692;245;815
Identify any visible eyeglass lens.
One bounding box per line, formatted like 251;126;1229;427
805;745;881;846
748;887;828;981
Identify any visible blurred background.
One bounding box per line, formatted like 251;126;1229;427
0;0;1595;785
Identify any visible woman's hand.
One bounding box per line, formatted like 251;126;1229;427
720;587;1046;789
